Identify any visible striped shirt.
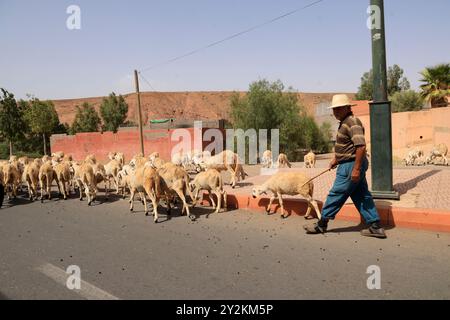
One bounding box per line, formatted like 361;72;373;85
335;113;366;163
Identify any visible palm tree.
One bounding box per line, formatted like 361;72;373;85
419;63;450;108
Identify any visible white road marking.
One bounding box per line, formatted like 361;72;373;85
36;263;119;300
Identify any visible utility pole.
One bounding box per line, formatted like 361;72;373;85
368;0;399;199
134;70;145;156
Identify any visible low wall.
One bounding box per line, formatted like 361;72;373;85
50;128;224;162
358;107;450;159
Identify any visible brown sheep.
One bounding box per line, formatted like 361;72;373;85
157;163;196;221
54;161;71;200
3;163;21;200
39;161;59;202
190;169;227;214
23;161;41;200
128;166;161;223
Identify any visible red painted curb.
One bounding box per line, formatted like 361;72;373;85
202;192;450;233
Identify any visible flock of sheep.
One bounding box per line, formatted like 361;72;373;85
0;149;322;223
402;143;448;166
7;141;442;223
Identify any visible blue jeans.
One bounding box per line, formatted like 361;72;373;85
321;158;380;224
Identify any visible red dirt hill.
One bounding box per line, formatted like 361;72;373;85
52;91;355;125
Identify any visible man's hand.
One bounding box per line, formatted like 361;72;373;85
329;158;338;170
351;145;366;183
351;168;361;183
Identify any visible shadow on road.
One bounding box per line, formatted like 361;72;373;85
124;199;224;223
1;187;124;208
0;291;9;300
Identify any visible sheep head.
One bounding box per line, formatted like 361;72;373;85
251;186;266;198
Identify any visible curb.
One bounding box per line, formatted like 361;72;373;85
201;193;450;233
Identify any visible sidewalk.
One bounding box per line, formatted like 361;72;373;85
204;163;450;233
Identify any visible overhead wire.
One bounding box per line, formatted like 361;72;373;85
138;0;325;78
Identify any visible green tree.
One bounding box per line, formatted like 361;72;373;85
0;89;26;156
355;70;374;100
355;64;410;100
100;92;128;132
419;63;450;108
71;102;101;133
318;121;333;153
391;90;424;113
230;79;328;160
23;99;61;155
387;64;411;96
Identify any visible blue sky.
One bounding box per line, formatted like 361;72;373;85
1;0;449;100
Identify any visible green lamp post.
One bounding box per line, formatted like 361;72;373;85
369;0;399;199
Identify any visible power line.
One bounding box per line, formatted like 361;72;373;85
138;72;156;91
139;0;325;73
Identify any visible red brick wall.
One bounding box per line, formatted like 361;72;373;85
50;128;225;163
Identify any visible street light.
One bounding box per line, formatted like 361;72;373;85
368;0;399;199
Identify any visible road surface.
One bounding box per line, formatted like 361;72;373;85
1;189;449;300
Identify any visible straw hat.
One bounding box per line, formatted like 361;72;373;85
328;94;356;109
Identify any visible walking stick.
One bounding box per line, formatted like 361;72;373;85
300;168;332;188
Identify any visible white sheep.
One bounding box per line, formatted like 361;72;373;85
304;151;316;168
426;143;448;166
403;148;423;166
261;150;273;168
252;172;320;220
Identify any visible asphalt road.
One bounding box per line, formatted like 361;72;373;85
1;189;449;300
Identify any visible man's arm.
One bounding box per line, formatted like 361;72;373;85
329;156;338;170
351;145;366;183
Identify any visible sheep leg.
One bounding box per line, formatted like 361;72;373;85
48;180;53;200
142;191;149;216
63;181;68;200
310;199;321;219
213;190;221;213
304;202;312;219
54;177;61;199
60;180;67;200
208;190;216;208
77;180;83;200
26;180;33;201
104;179;109;200
39;178;45;202
191;187;200;208
143;180;159;222
165;194;172;215
12;182;17;199
129;188;135;211
32;181;38;200
227;167;237;188
84;183;92;205
114;176;120;194
6;184;11;200
174;188;194;221
222;190;227;212
150;192;159;223
68;179;73;194
305;196;321;219
266;195;277;214
277;192;289;219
